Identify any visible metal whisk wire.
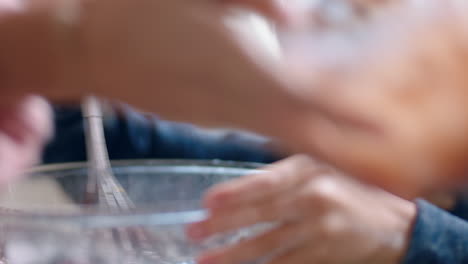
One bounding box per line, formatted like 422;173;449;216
82;96;134;209
82;96;156;263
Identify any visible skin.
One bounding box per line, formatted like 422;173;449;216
187;155;417;264
0;0;307;129
86;0;468;197
257;0;468;197
0;96;52;186
2;0;468;196
186;2;462;263
0;0;306;185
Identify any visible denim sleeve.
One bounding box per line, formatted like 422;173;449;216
43;105;280;164
401;199;468;264
451;192;468;221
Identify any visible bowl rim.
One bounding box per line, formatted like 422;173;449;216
0;159;263;228
29;159;264;174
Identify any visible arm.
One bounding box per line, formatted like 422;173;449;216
0;0;303;131
0;1;77;101
43;104;282;164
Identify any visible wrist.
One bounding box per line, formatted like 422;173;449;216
378;199;417;264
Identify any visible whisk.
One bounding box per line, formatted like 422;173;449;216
82;96;156;262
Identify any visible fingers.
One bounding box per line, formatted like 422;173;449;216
15;96;53;142
0;129;41;185
196;218;329;264
0;96;53;185
0;96;53;143
221;0;293;24
203;155;326;210
0;0;23;14
267;243;319;264
188;164;341;240
197;222;307;264
187;198;286;240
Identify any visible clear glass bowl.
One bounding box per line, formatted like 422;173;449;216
0;160;267;264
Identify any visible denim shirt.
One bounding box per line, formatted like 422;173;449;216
43;104;279;164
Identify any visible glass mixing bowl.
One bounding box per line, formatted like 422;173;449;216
0;159;268;264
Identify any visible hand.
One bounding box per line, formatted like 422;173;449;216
0;96;52;185
187;155;416;264
234;0;468;197
228;0;397;26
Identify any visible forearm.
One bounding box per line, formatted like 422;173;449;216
0;1;84;102
0;0;301;138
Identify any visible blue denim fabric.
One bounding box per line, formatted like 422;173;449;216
402;199;468;264
452;192;468;221
43;105;280;164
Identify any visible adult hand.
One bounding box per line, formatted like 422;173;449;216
223;0;468;197
0;96;52;185
187;155;416;264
